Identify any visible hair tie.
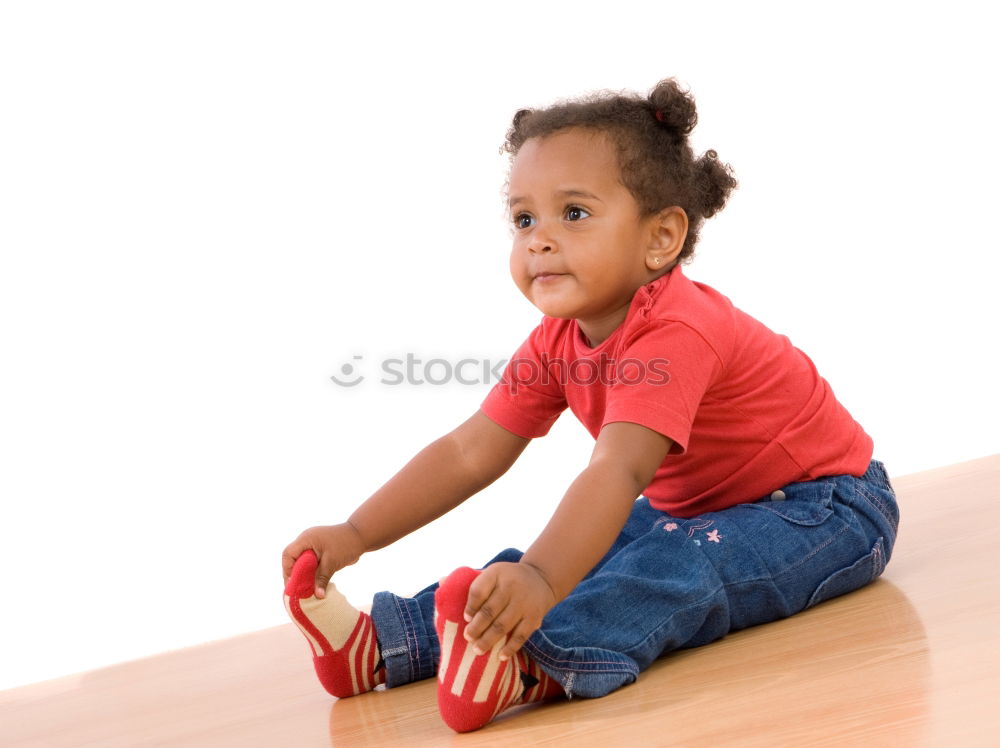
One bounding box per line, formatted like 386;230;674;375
654;109;666;123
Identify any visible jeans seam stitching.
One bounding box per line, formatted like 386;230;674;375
868;462;893;493
393;596;419;683
524;640;638;671
629;583;728;656
856;484;898;536
857;484;890;519
783;522;850;574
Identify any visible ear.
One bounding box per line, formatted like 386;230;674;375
644;207;689;271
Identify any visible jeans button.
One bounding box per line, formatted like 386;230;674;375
770;490;786;501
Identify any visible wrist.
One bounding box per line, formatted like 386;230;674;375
519;559;560;608
343;519;370;556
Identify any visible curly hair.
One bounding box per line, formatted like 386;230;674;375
502;78;737;263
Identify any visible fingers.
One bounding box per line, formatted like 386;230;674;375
464;570;525;659
281;539;309;583
466;605;520;659
314;556;335;599
281;543;333;599
281;535;331;596
499;619;536;662
460;564;552;660
467;603;535;661
463;568;496;624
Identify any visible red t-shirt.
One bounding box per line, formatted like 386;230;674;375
480;265;874;517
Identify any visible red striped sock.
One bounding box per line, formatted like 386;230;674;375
434;567;564;733
283;550;385;698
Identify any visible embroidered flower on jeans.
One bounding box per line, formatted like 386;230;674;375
706;529;722;543
663;522;679;532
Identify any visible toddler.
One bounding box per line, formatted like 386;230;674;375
281;78;899;733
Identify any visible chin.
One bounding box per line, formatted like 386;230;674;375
532;303;578;319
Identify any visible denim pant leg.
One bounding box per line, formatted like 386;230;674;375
371;460;899;698
369;548;523;688
522;459;899;698
371;498;704;690
367;509;660;689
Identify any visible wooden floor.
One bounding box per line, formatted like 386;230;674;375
2;455;999;747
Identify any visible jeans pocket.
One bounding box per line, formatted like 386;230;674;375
806;536;887;608
749;479;835;526
754;501;833;526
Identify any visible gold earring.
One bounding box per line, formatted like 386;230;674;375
654;258;661;264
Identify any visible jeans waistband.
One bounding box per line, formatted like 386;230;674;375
862;459;894;493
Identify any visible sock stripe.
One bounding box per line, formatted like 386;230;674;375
525;681;539;702
524;679;539;702
473;638;504;703
521;656;539;702
434;567;564;732
359;624;374;692
492;660;518;719
439;620;458;683
283;551;385;699
523;655;562;704
285;594;328;657
346;615;367;695
450;632;479;697
284;595;321;656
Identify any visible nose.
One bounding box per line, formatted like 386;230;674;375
526;222;556;254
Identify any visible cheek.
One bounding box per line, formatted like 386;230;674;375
509;248;524;283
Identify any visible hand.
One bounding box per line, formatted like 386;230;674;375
463;562;557;661
281;523;367;598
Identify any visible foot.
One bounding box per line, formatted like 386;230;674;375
283;550;385;697
434;567;563;732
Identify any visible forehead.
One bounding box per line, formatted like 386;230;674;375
508;128;622;199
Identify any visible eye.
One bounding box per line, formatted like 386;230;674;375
565;206;590;221
513;213;535;230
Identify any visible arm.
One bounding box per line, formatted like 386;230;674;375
282;409;530;595
463;421;673;659
349;410;530;550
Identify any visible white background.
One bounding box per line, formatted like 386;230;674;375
1;1;998;691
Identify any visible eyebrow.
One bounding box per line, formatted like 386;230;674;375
508;189;603;209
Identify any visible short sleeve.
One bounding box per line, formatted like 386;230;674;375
480;324;568;438
602;321;723;453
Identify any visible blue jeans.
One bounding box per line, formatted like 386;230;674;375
370;459;899;699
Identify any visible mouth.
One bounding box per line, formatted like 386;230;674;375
532;272;568;282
